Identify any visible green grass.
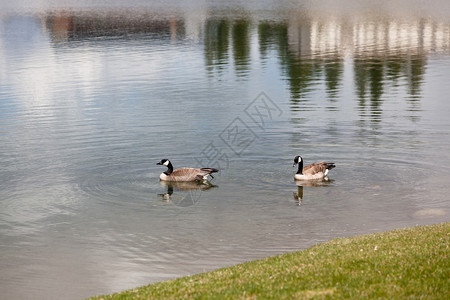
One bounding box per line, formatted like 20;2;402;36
92;223;449;299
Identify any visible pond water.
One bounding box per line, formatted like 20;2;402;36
1;1;450;299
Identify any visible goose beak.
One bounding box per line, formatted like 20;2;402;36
293;163;297;167
156;162;162;165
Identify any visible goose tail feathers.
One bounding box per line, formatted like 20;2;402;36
200;168;219;174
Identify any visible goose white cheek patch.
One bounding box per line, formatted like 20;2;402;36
163;160;169;166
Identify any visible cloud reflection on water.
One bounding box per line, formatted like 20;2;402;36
33;8;450;106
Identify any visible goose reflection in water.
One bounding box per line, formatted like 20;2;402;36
158;180;217;207
293;178;333;206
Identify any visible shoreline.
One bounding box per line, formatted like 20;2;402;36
91;222;449;299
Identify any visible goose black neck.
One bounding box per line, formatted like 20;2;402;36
164;161;174;175
296;160;304;175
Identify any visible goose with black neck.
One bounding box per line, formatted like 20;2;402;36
293;156;335;181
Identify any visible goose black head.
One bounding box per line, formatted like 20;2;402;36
157;159;173;175
293;156;302;167
157;159;170;166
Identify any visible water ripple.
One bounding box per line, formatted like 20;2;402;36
77;165;160;209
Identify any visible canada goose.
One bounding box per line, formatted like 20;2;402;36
157;159;219;182
293;156;335;180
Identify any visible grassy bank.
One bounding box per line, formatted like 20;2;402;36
92;223;449;299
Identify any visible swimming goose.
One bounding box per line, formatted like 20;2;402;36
157;159;219;182
293;156;335;180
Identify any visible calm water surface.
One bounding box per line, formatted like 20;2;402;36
1;1;450;299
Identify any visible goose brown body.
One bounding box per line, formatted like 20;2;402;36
157;159;218;182
159;167;218;182
293;156;335;180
